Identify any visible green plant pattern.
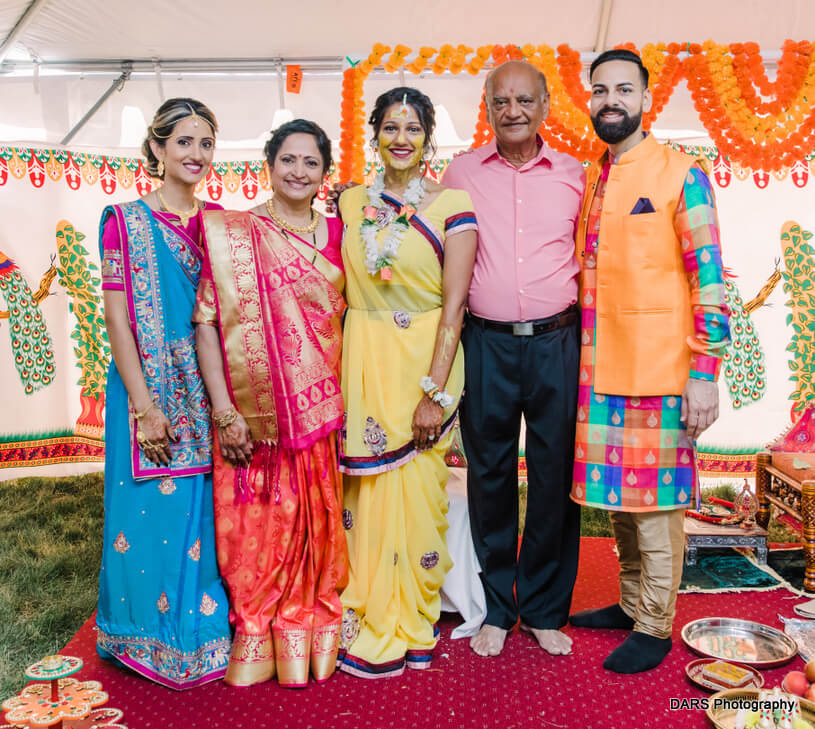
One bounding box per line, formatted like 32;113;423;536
55;220;110;398
722;278;767;409
781;221;815;412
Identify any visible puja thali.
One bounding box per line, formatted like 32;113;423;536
682;617;798;668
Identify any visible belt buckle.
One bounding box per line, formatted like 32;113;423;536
512;321;534;336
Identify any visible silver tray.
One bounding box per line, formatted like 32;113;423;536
682;617;798;668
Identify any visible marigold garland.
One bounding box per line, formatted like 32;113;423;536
336;40;815;181
684;41;815;171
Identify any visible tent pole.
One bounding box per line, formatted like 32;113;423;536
277;60;285;108
153;58;165;103
60;62;132;146
593;0;615;53
0;0;50;63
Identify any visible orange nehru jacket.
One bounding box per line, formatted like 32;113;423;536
576;135;698;397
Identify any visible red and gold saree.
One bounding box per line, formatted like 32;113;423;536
194;211;348;687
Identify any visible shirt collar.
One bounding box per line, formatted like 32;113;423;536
478;134;552;169
608;132;654;165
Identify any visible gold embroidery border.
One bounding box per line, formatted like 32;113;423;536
203;211;278;442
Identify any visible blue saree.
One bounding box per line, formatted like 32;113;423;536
96;200;230;689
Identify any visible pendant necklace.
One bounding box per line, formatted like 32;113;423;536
264;199;319;264
158;190;200;227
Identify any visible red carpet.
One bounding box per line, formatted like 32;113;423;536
54;537;803;729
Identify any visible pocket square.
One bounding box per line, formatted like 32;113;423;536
631;197;656;214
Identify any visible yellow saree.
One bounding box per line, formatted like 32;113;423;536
337;185;477;677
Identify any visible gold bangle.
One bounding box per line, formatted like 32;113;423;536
213;407;239;429
133;403;156;420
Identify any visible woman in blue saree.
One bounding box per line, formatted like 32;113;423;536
96;98;231;689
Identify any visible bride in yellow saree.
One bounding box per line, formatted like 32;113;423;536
337;88;478;678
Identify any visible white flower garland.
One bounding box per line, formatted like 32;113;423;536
360;173;426;278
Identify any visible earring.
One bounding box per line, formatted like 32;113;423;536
371;139;379;150
157;160;164;177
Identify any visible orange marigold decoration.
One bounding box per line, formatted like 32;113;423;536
383;44;411;73
640;43;683;130
338;44;389;182
337;41;815;179
684;40;815;171
467;45;493;76
473;97;492;148
729;40;810;115
405;46;436;75
531;45;604;158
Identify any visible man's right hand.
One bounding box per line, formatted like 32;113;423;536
325;182;358;214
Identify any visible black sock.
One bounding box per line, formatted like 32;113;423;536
569;603;635;630
603;631;672;673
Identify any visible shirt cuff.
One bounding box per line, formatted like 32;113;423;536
689;353;721;382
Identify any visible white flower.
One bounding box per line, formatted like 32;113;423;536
360;173;426;276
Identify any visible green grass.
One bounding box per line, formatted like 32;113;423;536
0;473;104;698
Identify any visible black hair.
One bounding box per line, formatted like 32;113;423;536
142;97;218;178
590;49;649;88
368;86;437;158
263;118;333;174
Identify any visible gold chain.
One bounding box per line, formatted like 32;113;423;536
158;190;200;227
264;198;319;234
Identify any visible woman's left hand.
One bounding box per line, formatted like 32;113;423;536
412;396;444;451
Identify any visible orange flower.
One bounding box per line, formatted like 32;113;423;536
340;40;815;176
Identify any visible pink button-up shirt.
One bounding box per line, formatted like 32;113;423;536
443;137;585;322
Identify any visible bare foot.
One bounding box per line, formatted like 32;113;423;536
469;624;508;657
520;623;573;655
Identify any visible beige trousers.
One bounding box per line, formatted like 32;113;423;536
609;508;686;640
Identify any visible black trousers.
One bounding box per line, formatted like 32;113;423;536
460;313;580;630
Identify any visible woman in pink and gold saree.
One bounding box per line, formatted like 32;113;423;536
194;120;348;688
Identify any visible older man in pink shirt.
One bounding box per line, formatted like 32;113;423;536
443;60;584;657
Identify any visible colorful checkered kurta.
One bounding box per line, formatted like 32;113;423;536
570;164;729;512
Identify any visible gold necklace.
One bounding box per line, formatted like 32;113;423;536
158;190;200;227
265;198;319;234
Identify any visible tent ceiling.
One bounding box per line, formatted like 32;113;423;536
1;0;812;152
1;0;812;63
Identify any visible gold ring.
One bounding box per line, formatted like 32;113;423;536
136;431;148;445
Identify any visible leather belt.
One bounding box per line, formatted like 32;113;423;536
467;304;578;337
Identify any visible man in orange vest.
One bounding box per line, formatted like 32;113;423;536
568;49;730;673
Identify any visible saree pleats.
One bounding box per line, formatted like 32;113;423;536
213;434;346;686
338;439;453;677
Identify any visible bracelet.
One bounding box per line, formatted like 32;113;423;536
419;375;453;408
213;406;239;429
431;390;455;408
133;403;156;421
419;375;438;394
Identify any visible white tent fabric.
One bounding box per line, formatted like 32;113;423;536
2;0;812;60
2;0;815;152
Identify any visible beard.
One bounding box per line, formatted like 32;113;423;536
591;107;642;144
